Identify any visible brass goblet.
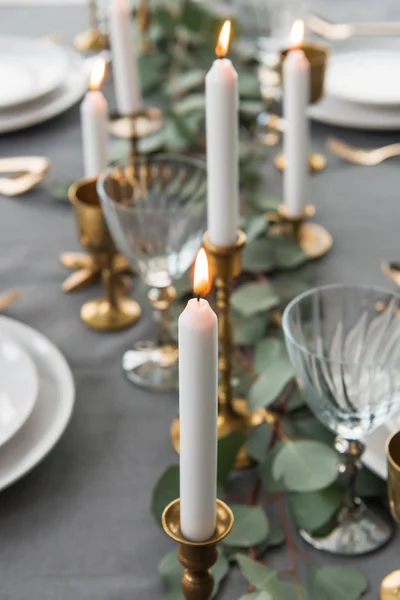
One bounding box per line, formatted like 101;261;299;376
381;431;400;600
68;176;141;331
274;41;330;173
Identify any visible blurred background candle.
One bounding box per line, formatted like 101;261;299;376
80;57;108;177
283;20;310;217
109;0;142;115
206;21;239;247
179;249;218;542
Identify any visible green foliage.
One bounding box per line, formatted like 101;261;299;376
307;565;367;600
248;360;293;411
246;422;273;462
289;486;343;532
231;282;279;318
224;505;269;547
217;432;246;486
272;440;339;492
151;466;179;526
236;555;284;599
233;312;270;346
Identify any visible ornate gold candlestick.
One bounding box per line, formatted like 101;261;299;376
68;176;141;331
380;431;400;600
171;231;265;469
270;204;332;260
162;498;234;600
74;0;109;52
274;41;330;173
109;107;164;158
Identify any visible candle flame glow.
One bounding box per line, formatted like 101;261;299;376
289;19;305;49
215;20;231;58
89;57;106;91
193;248;211;297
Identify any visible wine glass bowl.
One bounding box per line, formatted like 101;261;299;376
283;284;400;555
97;155;207;390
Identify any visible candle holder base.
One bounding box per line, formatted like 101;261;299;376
108;107;164;140
274;151;327;173
73;28;109;52
81;296;141;331
162;498;234;600
270;204;332;260
170;397;265;470
60;252;133;293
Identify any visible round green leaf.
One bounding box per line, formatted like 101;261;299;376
231;282;279;318
217;431;246;486
246;422;273;462
280;581;310;600
258;441;287;493
307;565;367;600
273;440;339;492
253;337;287;374
243;238;276;273
289;486;343;532
224;505;269;547
248;359;294;411
151;466;179;526
233;312;270;346
246;214;268;242
236;555;284;599
240;592;274;600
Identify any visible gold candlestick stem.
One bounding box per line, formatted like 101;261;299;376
171;231;265;468
73;0;109;52
162;498;234;600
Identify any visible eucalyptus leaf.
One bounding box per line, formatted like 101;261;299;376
246;422;273;463
233;312;270;346
218;431;246;485
280;581;310;600
240;593;274;600
242;238;276;273
173;93;205;115
138;53;167;94
285;388;306;412
180;0;221;35
159;549;229;600
258;442;287;493
253;337;287;375
240;99;266;117
151;465;179;526
289;486;342;532
223;521;285;561
273;440;339;492
231;282;279;318
224;504;269;547
307;565;367;600
238;71;262;99
246;214;268;242
248;359;294;411
284;412;334;445
248;193;281;212
166;69;206;96
355;466;386;497
269;236;307;271
236;555;284;599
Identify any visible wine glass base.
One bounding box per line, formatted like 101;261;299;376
299;503;393;556
298;222;333;259
73;28;109;52
274;152;327;173
81;297;141;331
170;397;265;470
122;341;178;391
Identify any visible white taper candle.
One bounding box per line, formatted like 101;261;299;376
205;21;239;247
109;0;142;116
80;59;108;177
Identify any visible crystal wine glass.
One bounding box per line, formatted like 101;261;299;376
97;154;207;391
283;284;400;555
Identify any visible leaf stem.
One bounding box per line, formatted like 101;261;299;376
277;493;303;600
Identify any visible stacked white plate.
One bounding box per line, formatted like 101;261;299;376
0;317;75;490
0;35;89;134
309;46;400;130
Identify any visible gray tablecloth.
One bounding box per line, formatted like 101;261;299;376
0;4;400;600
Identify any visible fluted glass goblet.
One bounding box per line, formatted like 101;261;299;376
97;155;207;391
283;284;400;555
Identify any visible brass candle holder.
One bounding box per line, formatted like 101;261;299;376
171;231;265;469
270;204;333;260
67;176;141;331
74;0;109;52
380;430;400;600
274;41;330;173
162;498;234;600
108;107;164;158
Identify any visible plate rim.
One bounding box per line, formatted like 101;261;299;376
0;316;75;491
0;35;70;110
0;330;39;448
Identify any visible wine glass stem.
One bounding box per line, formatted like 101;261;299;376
104;255;118;310
148;286;176;347
335;437;365;512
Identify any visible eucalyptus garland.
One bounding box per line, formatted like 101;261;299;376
52;2;386;597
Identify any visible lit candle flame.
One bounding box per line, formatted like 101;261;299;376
289;19;305;49
193;248;211;297
89;57;106;91
215;20;231;58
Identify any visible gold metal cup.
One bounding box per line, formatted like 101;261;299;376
73;0;109;52
162;498;234;600
68;176;141;331
380;431;400;600
275;41;330;173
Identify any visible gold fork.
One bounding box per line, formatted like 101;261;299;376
0;289;20;312
327;137;400;166
307;13;400;40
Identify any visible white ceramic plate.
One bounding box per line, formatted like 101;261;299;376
308;94;400;131
0;36;70;110
0;333;38;448
0;46;88;135
0;317;75;491
325;50;400;107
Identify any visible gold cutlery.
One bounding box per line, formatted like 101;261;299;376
0;157;50;196
0;289;20;312
327;137;400;166
307;13;400;41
